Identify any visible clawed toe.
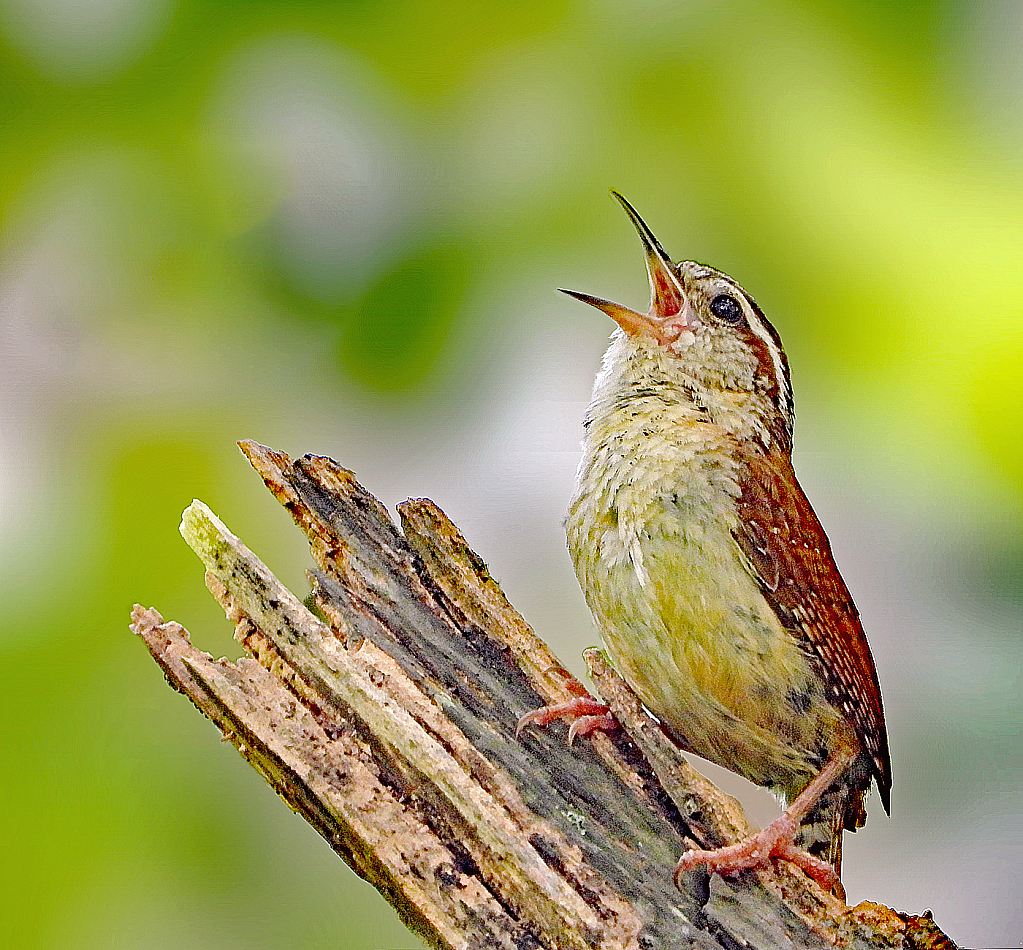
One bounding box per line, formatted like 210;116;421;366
566;712;618;743
516;696;616;743
673;814;839;892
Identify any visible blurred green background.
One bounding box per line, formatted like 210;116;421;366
1;0;1021;947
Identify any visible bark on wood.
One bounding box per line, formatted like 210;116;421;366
130;440;956;950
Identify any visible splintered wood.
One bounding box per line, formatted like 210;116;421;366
131;440;955;950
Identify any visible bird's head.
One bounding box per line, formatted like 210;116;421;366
563;192;794;450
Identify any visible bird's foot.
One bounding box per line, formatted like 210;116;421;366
673;812;839;891
516;695;617;745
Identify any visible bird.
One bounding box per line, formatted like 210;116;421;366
519;191;890;891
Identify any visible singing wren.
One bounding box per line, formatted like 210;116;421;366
523;192;891;889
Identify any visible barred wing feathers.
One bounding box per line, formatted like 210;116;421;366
731;447;891;811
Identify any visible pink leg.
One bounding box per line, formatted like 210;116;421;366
516;695;617;745
674;746;856;891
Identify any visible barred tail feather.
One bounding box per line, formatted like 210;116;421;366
794;762;870;878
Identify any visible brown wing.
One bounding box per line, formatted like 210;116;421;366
732;446;891;810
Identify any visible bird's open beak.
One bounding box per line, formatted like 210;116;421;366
560;191;695;343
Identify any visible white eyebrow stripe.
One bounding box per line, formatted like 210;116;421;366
744;301;792;423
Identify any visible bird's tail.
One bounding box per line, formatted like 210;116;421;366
794;754;872;877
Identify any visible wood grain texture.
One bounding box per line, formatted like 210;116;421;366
130;440;951;950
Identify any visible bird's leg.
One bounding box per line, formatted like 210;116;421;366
516;675;618;744
674;745;857;892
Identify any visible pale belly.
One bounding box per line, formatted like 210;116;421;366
568;504;841;795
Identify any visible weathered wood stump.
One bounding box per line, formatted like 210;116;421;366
131;440;955;950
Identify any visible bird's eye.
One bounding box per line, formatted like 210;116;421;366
709;294;744;324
